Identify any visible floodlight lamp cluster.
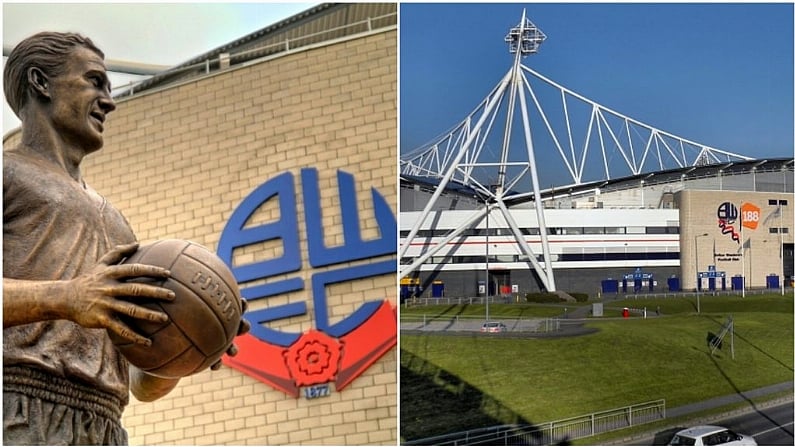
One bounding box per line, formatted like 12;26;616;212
505;17;546;56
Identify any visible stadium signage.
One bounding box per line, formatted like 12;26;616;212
716;201;759;244
217;168;397;398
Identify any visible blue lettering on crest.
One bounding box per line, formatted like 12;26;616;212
217;168;397;348
301;169;396;267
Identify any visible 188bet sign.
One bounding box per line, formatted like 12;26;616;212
217;168;396;398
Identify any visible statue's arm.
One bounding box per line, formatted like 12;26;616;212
3;278;77;327
2;243;175;345
129;366;180;402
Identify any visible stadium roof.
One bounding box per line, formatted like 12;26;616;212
115;3;397;98
401;157;795;205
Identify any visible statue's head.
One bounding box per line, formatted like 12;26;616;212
4;32;104;118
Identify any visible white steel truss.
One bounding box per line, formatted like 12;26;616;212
400;53;754;188
399;10;754;290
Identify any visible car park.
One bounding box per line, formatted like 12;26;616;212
480;322;507;333
668;425;757;446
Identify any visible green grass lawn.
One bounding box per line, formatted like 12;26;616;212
400;293;793;441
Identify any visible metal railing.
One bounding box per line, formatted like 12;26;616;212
114;11;397;98
403;295;520;307
607;287;783;300
404;399;666;445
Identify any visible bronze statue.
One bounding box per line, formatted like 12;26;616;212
3;32;248;445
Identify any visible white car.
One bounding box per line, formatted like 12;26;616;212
668;425;756;446
480;322;507;333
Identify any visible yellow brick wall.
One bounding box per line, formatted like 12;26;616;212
678;190;794;291
11;29;397;445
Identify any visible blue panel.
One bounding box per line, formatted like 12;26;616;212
240;278;305;302
244;304;307;347
217;171;302;289
311;259;396;337
302;168;396;268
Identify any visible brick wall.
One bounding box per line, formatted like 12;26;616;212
677;190;793;291
3;29;396;445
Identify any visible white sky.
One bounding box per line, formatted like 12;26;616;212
2;2;316;136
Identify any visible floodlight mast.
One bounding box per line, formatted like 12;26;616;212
503;10;557;291
504;9;546;56
400;10;559;293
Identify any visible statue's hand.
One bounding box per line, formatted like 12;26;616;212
66;242;175;346
210;297;251;371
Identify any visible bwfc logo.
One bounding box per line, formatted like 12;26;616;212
217;168;396;398
717;201;760;244
717;202;740;243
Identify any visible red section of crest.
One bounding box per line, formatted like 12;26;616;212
222;333;297;397
223;299;396;398
335;300;397;391
284;330;341;387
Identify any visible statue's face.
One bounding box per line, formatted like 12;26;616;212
47;46;116;153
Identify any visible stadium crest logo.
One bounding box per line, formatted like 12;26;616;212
217;168;396;398
716;201;759;244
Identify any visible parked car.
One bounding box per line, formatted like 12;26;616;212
480;322;507;333
668;425;756;446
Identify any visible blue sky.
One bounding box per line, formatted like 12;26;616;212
400;3;794;187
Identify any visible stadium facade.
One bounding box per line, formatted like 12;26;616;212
4;3;397;445
400;158;794;298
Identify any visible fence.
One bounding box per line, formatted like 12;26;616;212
605;288;776;300
404;399;666;445
403;296;519;307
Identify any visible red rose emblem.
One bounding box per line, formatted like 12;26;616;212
284;329;342;387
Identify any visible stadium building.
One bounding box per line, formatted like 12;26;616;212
398;11;792;301
400;158;794;299
4;3;397;445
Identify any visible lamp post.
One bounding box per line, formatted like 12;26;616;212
773;200;786;296
474;189;492;323
485;200;490;322
695;233;709;314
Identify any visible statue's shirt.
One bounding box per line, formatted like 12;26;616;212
3;149;134;404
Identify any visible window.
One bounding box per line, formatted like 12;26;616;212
703;433;721;446
558;252;679;262
668;435;696;446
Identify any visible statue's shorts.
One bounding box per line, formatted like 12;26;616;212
3;366;128;446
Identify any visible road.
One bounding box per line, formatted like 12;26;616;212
632;401;793;445
719;401;793;446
